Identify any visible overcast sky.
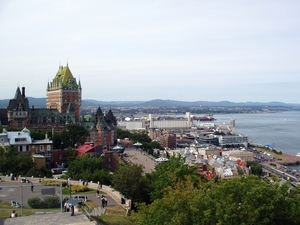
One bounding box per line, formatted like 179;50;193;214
0;1;299;103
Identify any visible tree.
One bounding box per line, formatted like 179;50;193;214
61;124;89;148
67;154;110;183
146;156;201;202
0;146;36;175
112;163;147;209
247;161;263;175
132;175;300;225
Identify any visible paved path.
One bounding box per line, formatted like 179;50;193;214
0;211;94;225
124;147;157;174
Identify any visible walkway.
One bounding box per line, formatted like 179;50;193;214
0;211;94;225
123;147;157;174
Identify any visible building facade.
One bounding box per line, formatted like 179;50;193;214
46;65;81;122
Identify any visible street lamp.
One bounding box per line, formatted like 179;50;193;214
69;184;72;198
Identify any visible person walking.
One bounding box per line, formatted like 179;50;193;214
70;205;75;216
31;182;34;192
101;195;106;208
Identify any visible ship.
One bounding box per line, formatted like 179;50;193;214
192;114;216;121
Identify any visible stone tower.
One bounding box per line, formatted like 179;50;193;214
46;65;81;122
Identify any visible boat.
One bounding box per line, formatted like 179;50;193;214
192;114;216;121
296;152;300;157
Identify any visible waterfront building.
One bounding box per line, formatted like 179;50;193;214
219;134;248;147
222;150;254;162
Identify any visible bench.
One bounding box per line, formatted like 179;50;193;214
11;200;17;206
11;200;21;207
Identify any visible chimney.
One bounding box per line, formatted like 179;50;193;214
22;87;25;97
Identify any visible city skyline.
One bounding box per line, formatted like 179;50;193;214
0;1;299;103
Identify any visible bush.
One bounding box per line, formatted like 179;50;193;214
41;180;67;187
71;185;89;193
28;197;44;208
44;196;60;208
28;196;60;208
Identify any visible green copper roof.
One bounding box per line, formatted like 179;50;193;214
50;65;79;89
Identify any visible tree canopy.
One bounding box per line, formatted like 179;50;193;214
132;175;300;225
112;163;147;208
0;146;36;175
66;154;110;184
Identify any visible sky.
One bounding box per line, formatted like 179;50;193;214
0;1;299;103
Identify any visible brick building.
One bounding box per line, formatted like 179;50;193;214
46;65;81;122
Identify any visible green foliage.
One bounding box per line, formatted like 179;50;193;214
0;146;36;175
40;180;67;186
52;124;89;149
67;154;110;183
61;124;89;148
65;147;77;167
112;163;147;208
132;175;300;225
29;129;52;140
26;166;52;178
27;197;46;209
247;161;263;175
43;196;60;208
71;185;89;193
117;129;132;140
146;156;201;202
28;196;60;208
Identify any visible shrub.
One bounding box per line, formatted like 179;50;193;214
28;197;44;208
71;185;89;193
44;196;60;208
41;180;67;187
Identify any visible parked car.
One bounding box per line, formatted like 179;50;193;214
73;195;88;202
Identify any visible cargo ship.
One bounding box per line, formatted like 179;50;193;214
192;114;216;121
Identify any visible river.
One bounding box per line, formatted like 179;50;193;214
213;111;300;170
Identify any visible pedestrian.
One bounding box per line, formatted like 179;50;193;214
31;182;34;192
101;195;106;208
10;210;17;218
96;188;100;197
104;196;108;207
70;205;75;216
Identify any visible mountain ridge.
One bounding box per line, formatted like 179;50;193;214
0;97;299;108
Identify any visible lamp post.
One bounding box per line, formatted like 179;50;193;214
69;184;72;198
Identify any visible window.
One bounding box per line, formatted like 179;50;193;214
40;145;44;151
47;145;51;151
15;138;26;142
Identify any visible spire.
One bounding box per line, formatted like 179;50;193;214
47;81;50;91
78;79;81;89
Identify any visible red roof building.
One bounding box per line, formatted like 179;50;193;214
76;142;95;156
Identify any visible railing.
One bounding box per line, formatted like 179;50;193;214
80;203;92;221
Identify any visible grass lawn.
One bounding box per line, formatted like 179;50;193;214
92;206;133;225
0;200;60;219
62;187;105;195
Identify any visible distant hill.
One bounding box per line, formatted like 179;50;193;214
0;98;298;108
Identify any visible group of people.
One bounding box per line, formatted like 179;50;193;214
64;204;75;216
